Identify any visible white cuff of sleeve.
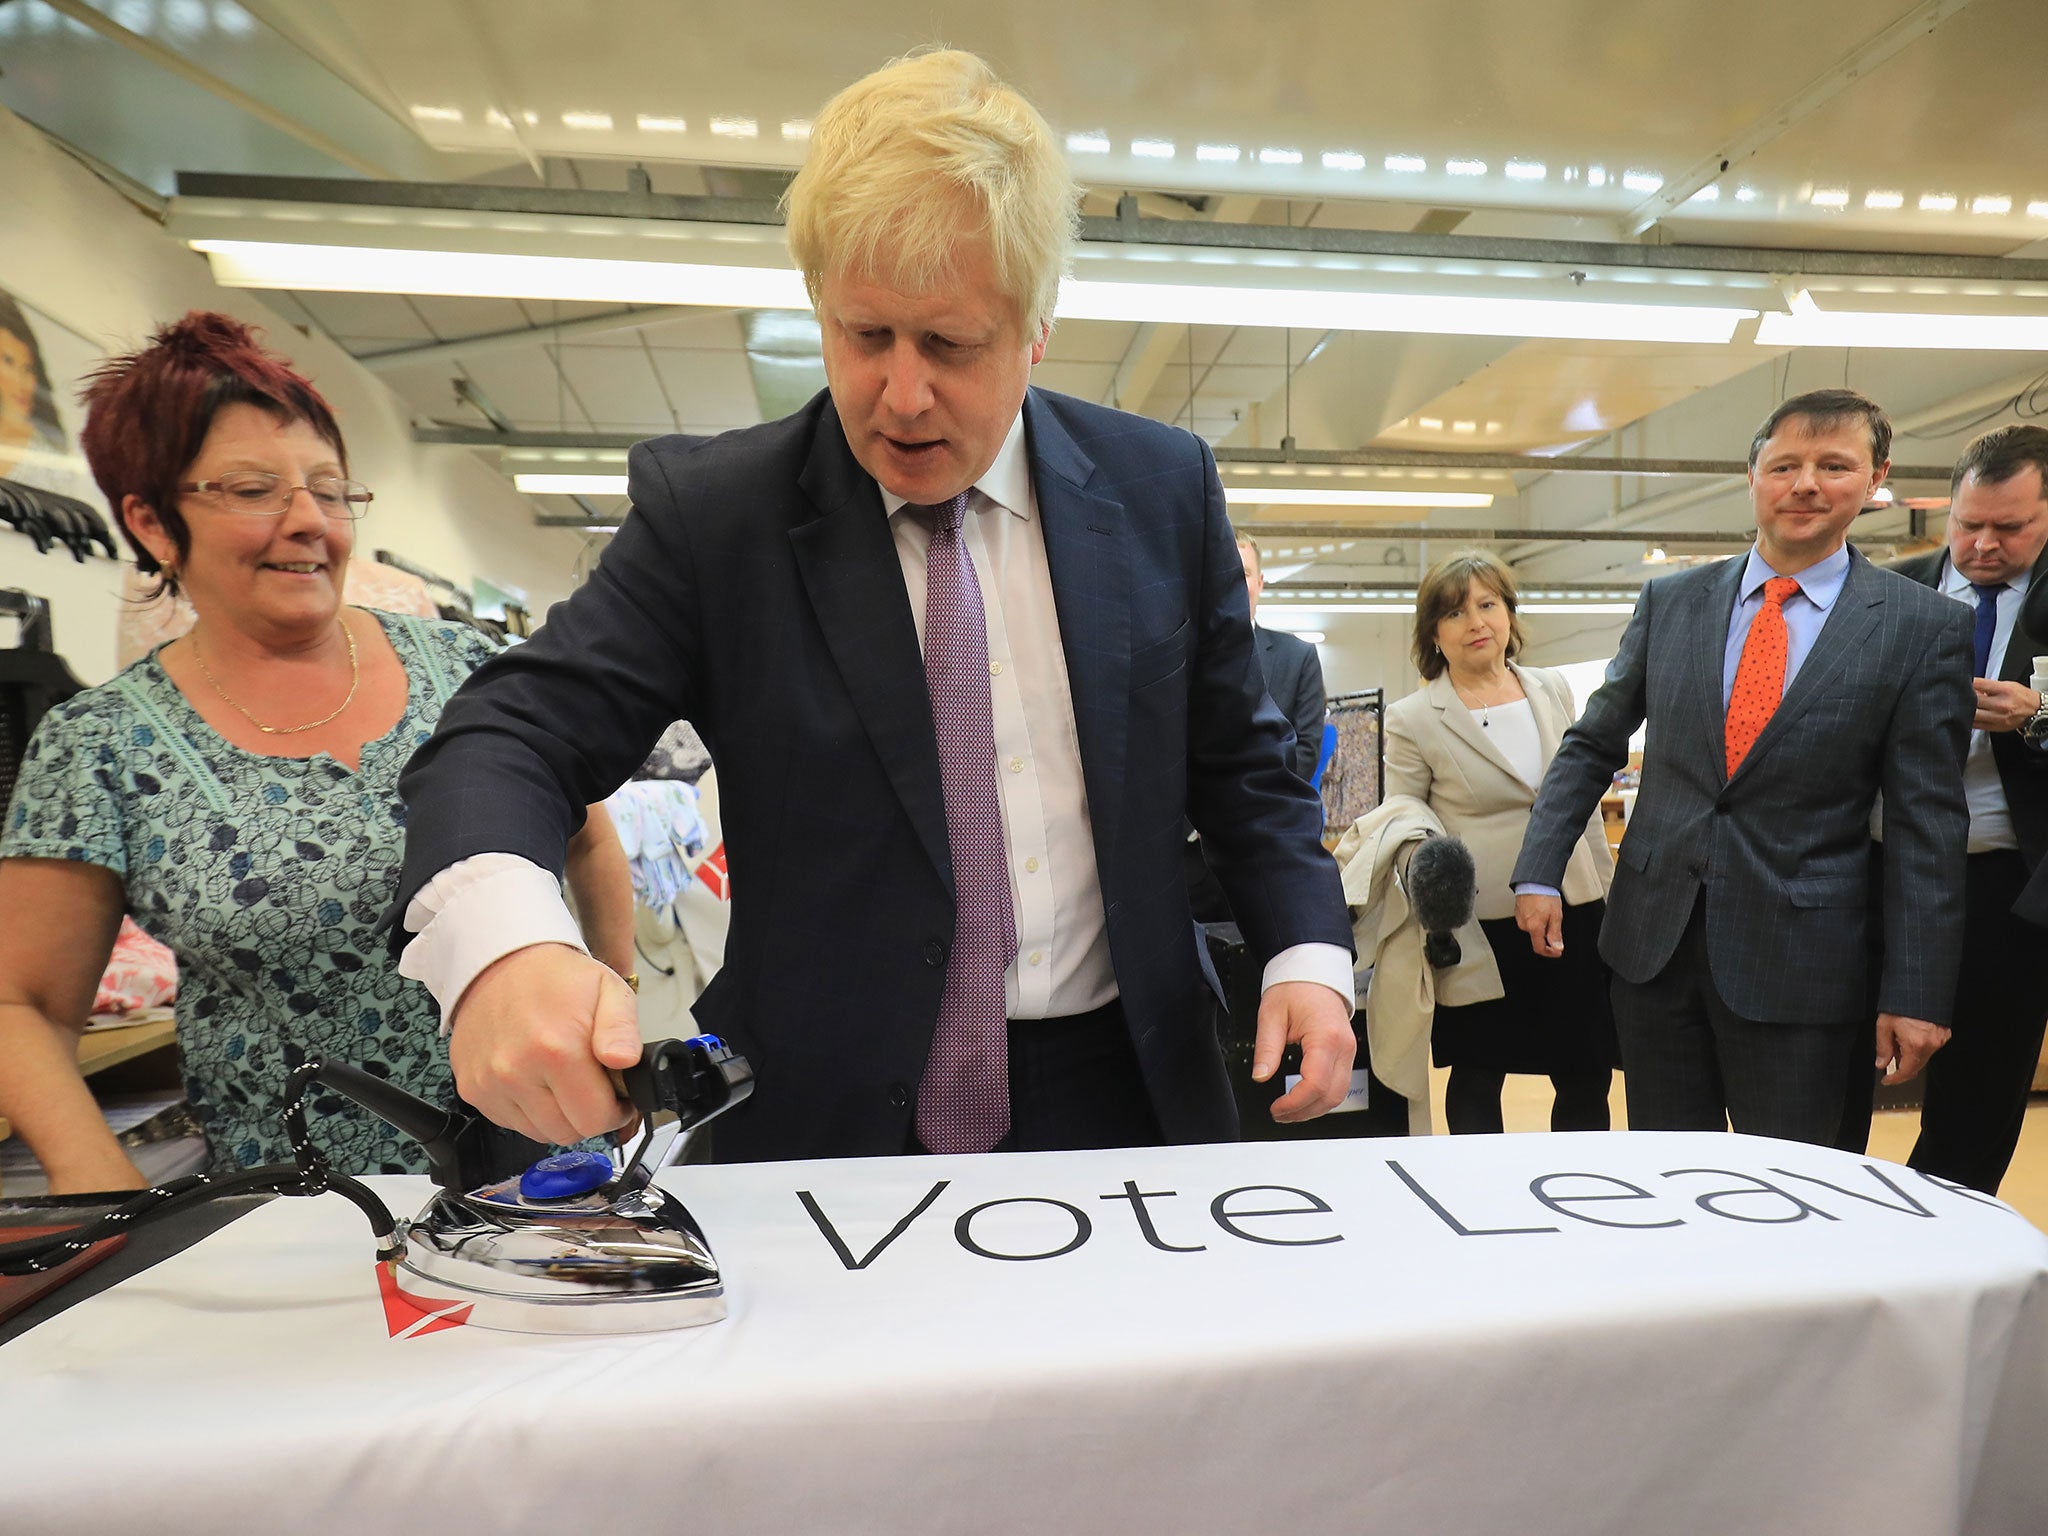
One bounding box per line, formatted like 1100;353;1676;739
1260;942;1357;1011
399;853;588;1034
1511;882;1562;899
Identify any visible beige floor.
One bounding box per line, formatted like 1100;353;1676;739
1428;1066;2048;1231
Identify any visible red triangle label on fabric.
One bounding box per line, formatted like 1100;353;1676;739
376;1261;472;1338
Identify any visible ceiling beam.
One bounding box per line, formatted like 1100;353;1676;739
176;173;2048;284
1624;0;1988;235
361;306;696;373
40;1;392;179
1215;447;1955;479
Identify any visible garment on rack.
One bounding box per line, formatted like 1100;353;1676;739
1320;695;1385;832
92;917;178;1016
634;719;712;784
0;477;118;563
0;639;85;821
606;779;709;912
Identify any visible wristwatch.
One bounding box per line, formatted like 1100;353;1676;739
2022;693;2048;745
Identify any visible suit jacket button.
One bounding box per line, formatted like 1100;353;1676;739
888;1084;909;1109
923;939;946;967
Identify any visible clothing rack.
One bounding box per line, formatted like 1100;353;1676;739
0;478;118;563
0;589;54;653
0;589;85;817
373;549;472;613
1320;687;1386;833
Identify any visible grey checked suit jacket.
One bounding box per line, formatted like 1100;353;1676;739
1510;548;1974;1025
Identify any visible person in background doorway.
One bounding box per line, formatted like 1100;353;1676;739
1385;551;1617;1132
0;312;632;1191
1511;389;1973;1146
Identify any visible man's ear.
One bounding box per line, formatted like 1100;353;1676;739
1029;319;1051;367
1869;459;1892;494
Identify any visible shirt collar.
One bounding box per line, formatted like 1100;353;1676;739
1940;556;2032;599
1741;543;1851;611
879;409;1031;522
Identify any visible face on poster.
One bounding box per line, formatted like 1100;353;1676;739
0;285;103;505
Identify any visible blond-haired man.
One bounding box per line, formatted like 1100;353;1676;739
392;51;1356;1163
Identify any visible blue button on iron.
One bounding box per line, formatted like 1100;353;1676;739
519;1149;615;1200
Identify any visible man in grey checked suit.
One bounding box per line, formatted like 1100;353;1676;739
1511;389;1974;1144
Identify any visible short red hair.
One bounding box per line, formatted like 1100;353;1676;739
79;311;347;592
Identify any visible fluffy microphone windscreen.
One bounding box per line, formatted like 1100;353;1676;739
1407;833;1477;935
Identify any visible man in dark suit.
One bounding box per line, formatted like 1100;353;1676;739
1874;425;2048;1192
1185;534;1328;921
1239;534;1327;785
389;49;1356;1163
1511;389;1973;1145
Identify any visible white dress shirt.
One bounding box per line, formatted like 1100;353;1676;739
402;411;1351;1021
1941;559;2030;853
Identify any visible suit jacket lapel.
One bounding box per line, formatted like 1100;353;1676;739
1426;672;1528;790
1730;549;1883;783
1689;557;1746;783
1024;390;1133;865
789;399;953;888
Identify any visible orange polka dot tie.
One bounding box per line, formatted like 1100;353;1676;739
1725;576;1800;776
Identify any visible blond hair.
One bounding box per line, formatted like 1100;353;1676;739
783;48;1079;335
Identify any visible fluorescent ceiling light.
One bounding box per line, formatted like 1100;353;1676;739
1131;139;1176;158
781;119;812;140
2031;202;2048;219
1259;147;1303;166
709;117;757;138
1973;195;2012;214
1756;289;2048;350
193;240;1756;344
1322;151;1365;171
410;105;463;123
516;473;629;495
1504;160;1546;181
1621;170;1663;193
1809;188;1849;208
1446;158;1487;176
562;111;613;131
1920;192;1957;211
509;473;622;495
1734;185;1758;202
1688;185;1720;202
1587;166;1608;188
1066;133;1110;154
1223;487;1494;509
637;115;687;133
1196;143;1241;163
194;239;812;306
1384;154;1425;173
1865;190;1903;209
1058;279;1755;343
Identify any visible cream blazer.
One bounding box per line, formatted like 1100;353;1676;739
1383;663;1614;921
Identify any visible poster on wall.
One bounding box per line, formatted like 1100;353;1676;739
0;285;106;510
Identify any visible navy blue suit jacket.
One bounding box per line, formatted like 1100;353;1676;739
394;387;1352;1160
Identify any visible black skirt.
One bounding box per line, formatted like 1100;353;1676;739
1432;899;1619;1075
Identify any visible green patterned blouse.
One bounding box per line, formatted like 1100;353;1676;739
1;611;498;1175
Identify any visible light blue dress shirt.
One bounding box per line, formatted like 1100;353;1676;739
1720;545;1852;708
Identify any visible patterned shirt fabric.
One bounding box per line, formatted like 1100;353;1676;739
1;612;497;1176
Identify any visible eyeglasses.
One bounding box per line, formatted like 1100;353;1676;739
177;472;374;520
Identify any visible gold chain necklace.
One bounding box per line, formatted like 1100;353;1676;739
190;621;360;736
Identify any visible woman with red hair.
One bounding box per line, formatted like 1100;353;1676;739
0;312;631;1191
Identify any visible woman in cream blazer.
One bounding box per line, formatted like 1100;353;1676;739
1384;551;1618;1134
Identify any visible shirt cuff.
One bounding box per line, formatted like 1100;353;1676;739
1260;942;1357;1011
1511;882;1562;898
399;853;589;1034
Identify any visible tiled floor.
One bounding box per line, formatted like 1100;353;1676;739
1429;1066;2048;1231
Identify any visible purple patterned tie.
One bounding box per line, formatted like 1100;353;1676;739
916;490;1017;1154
